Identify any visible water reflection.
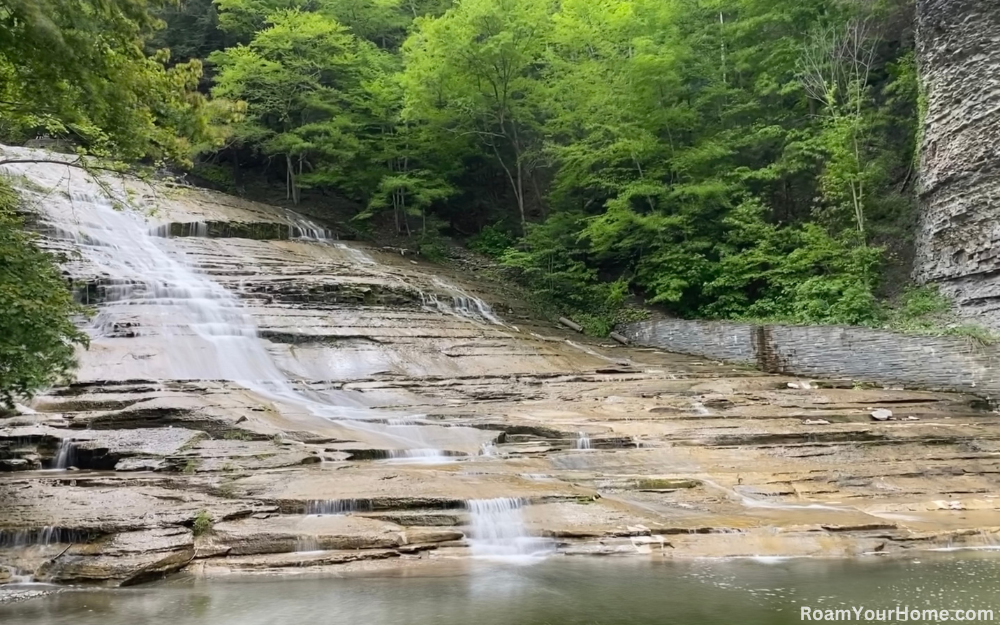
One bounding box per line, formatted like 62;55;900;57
5;555;1000;624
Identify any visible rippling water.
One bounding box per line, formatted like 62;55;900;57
5;554;1000;625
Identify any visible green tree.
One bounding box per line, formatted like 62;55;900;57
0;0;216;162
0;179;88;408
210;9;370;203
402;0;550;231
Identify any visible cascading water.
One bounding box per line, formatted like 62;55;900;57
3;158;458;457
575;432;592;450
0;528;85;548
465;498;553;561
305;499;373;516
423;278;505;326
53;439;75;470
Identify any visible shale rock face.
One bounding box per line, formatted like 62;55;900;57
915;0;1000;326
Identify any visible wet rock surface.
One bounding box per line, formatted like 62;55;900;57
3;150;1000;587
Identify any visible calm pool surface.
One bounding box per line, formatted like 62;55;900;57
3;554;1000;625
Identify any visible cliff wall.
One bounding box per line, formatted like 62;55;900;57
915;0;1000;327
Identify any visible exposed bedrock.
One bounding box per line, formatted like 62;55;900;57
915;0;1000;326
3;147;1000;588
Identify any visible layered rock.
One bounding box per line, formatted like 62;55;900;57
3;147;1000;590
915;0;1000;326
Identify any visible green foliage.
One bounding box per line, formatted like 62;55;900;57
705;200;884;325
416;232;448;262
0;179;89;408
880;286;999;344
467;224;514;259
143;0;923;329
192;510;213;535
0;0;222;163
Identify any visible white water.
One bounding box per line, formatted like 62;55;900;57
305;499;372;516
575;432;592;450
3;158;461;456
465;498;553;561
3;152;511;462
53;439;75;470
0;527;79;548
424;277;505;326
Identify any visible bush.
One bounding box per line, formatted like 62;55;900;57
0;179;89;408
704;200;884;326
468;223;514;259
192;510;213;536
417;233;449;262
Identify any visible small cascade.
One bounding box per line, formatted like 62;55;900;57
422;278;505;326
294;536;322;553
282;210;338;241
1;565;33;585
334;242;376;266
575;432;592;450
480;441;499;457
385;449;457;464
465;498;553;560
306;499;373;516
148;222;209;238
690;401;712;416
0;527;86;548
53;439;76;470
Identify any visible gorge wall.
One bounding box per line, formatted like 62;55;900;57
915;0;1000;328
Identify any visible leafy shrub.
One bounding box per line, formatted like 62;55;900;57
468;223;514;259
417;233;449;262
0;179;89;408
704;200;884;326
192;510;213;536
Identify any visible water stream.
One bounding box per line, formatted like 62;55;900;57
465;498;553;561
52;440;75;470
5;159;501;459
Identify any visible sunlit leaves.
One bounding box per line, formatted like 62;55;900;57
0;180;88;408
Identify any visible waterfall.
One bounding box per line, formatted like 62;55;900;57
53;439;75;470
465;498;553;560
305;499;373;516
690;401;712;416
0;528;85;548
423;277;505;326
575;432;591;450
385;448;457;464
2;160;454;456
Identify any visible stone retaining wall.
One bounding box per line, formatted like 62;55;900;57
622;319;1000;399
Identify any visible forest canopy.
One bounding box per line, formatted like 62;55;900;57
0;0;924;360
164;0;919;332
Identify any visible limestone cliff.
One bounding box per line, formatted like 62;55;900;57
915;0;1000;327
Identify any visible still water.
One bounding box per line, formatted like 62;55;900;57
4;554;1000;625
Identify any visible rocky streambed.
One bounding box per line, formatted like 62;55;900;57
3;148;1000;595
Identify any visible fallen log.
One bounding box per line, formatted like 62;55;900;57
610;332;630;345
559;317;583;333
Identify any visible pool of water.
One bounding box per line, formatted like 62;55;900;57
4;554;1000;624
